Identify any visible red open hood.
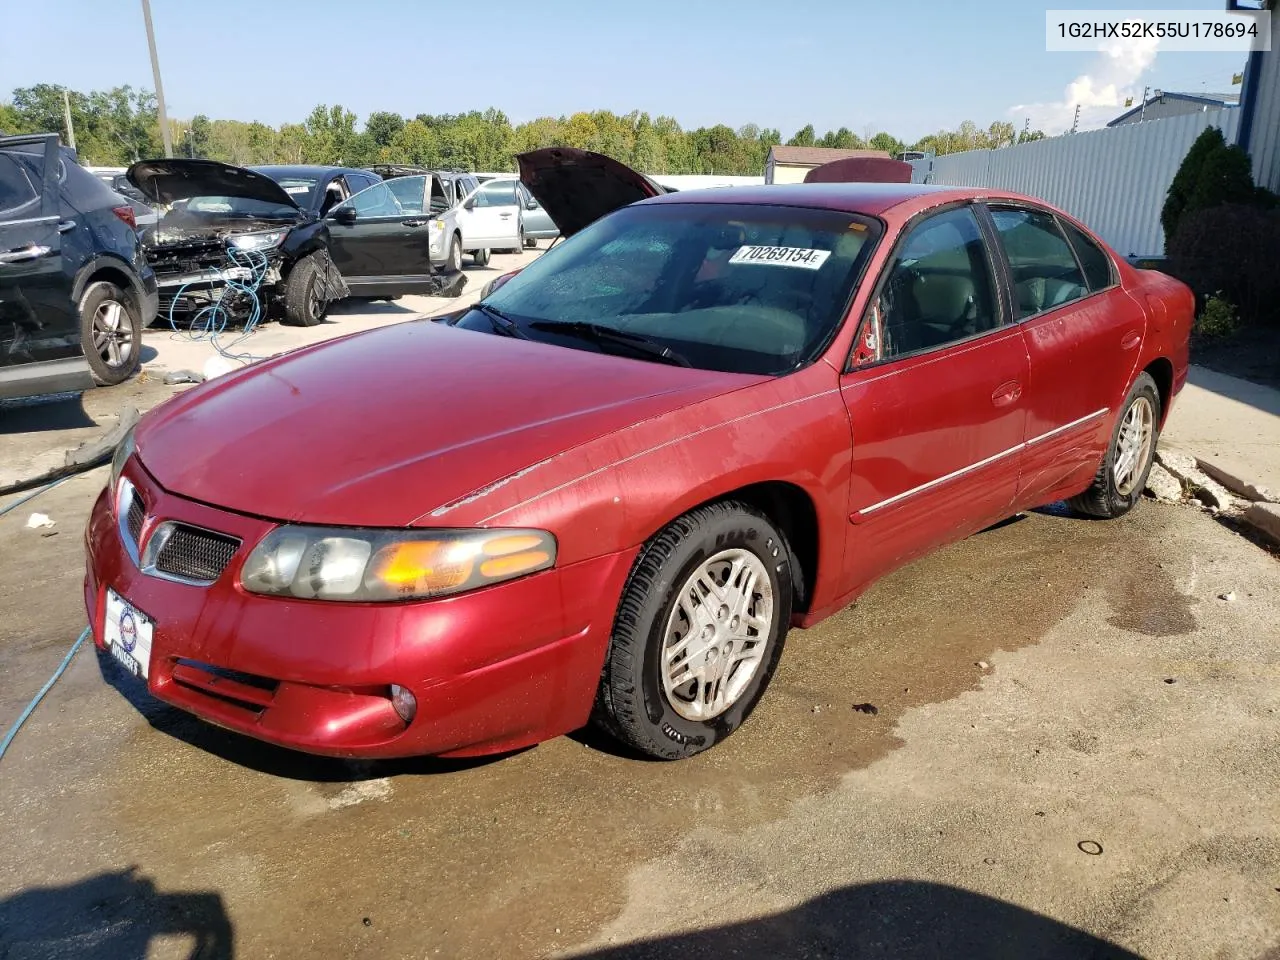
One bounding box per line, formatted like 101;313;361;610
135;322;755;527
517;148;667;238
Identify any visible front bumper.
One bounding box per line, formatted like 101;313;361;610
84;460;636;759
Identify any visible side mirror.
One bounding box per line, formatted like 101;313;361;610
462;199;475;211
332;206;357;226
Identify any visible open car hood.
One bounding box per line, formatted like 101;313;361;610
517;148;666;238
126;159;299;210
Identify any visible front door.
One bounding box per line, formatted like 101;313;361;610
984;204;1147;505
0;135;88;399
326;176;436;295
839;204;1028;595
456;179;521;250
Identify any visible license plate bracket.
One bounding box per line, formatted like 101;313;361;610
104;588;154;680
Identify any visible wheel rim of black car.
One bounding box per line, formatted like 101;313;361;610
93;299;134;369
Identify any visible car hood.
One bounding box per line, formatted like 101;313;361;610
517;147;666;238
135;321;757;527
126;158;300;210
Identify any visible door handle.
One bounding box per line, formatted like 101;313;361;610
401;218;426;227
57;220;76;233
498;213;513;218
1120;330;1142;350
991;380;1022;407
0;245;51;265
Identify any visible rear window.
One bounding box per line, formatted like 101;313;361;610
1060;220;1115;291
0;153;39;216
473;202;882;375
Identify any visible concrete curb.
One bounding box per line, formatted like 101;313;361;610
0;406;138;496
1192;457;1276;505
1151;447;1280;548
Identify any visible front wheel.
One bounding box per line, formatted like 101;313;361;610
282;255;329;327
592;501;794;759
446;234;463;274
1068;372;1161;518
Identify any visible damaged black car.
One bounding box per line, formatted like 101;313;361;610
127;160;464;328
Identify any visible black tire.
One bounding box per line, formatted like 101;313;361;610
592;501;794;760
513;225;525;256
1068;372;1162;518
81;281;142;386
446;234;463;274
472;247;491;267
524;236;538;249
282;255;328;327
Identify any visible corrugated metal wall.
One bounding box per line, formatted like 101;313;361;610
910;108;1241;257
1245;29;1280;194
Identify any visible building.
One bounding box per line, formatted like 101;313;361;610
764;146;890;184
1235;0;1280;193
1106;91;1240;127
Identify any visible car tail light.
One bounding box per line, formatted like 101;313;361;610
111;205;137;230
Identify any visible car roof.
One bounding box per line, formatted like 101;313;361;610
637;183;1040;219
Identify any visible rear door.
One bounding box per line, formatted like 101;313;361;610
456;179;520;250
838;203;1027;595
983;204;1145;506
0;135;91;399
325;176;435;295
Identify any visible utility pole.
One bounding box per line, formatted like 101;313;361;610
1139;85;1150;122
140;0;173;157
1070;104;1081;134
61;88;76;152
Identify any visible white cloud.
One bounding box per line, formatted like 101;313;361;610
1011;35;1159;133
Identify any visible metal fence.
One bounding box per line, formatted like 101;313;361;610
909;108;1242;258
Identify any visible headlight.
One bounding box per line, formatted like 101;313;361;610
228;229;287;251
110;426;136;511
240;526;556;601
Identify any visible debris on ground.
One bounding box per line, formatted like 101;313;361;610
851;703;879;715
1144;462;1185;503
1156;451;1235;511
976;661;990;670
811;705;822;715
1218;591;1237;602
163;369;206;385
25;513;54;529
1077;840;1104;856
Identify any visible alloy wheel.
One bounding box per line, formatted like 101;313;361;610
1113;395;1154;496
92;299;134;370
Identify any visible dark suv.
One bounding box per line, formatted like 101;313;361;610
0;134;157;400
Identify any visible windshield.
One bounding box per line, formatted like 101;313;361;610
180;193;301;219
462;202;881;375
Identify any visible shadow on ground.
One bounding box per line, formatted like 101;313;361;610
0;392;95;433
0;867;234;959
566;881;1144;960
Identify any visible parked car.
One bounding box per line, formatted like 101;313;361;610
1;134;157;399
127;160;460;327
86;157;1193;764
373;169;520;270
475;177;558;247
92;171;159;232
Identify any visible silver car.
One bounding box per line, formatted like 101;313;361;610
474;177;559;248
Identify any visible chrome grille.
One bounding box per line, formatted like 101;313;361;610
126;492;145;545
150;524;241;584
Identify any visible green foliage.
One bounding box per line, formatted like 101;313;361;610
1168;203;1280;328
1162;127;1227;247
1;83;1056;175
1195;294;1239;339
1185;143;1260;213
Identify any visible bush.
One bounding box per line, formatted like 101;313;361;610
1168;203;1280;327
1185;143;1259;213
1162;127;1226;246
1195;294;1240;339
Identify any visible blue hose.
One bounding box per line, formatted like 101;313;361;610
167;244;272;363
0;627;90;763
0;473;75;519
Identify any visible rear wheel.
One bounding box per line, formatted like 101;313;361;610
282;255;328;327
81;281;142;385
472;247;491;267
592;501;793;759
1068;372;1161;518
524;235;538;250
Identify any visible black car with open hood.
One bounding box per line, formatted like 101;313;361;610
129;159;465;328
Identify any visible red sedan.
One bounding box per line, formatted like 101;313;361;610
85;166;1193;761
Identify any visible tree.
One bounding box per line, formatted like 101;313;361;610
869;131;905;156
183;114;212;158
1162;127;1227;246
364;111;404;149
1017;127;1046;144
786;124;816;147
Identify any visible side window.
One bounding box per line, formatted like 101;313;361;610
344;181;402;218
474;181;518;208
868;206;999;361
384;176;426;214
0;152;41;218
989;207;1088;318
1059;220;1115;292
318;177;347;217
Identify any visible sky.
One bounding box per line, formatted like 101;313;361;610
0;0;1252;141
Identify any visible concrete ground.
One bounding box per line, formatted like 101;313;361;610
2;254;1279;959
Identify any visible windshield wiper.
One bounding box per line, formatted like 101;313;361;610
474;302;529;339
528;320;691;367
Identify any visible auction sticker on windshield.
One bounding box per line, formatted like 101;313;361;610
104;588;154;680
728;246;831;270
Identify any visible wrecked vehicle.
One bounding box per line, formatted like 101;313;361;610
127;160;463;327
